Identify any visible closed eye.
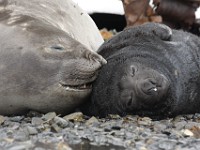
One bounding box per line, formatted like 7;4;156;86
50;45;64;51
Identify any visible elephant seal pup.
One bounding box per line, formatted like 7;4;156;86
0;0;106;115
81;23;200;118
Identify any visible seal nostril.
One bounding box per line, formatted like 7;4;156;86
147;88;158;95
90;53;107;65
141;79;159;95
152;87;158;92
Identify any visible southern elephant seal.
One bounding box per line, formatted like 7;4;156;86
81;23;200;118
0;0;106;115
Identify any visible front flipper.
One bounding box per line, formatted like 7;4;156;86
98;23;172;58
127;23;172;41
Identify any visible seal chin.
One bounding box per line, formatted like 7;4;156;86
59;82;92;92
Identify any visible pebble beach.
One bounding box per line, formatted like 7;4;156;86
1;111;200;150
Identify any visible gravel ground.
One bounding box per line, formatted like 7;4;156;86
1;111;200;150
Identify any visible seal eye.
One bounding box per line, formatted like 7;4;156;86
51;45;64;51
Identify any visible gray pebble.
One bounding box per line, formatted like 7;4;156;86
25;126;38;135
1;112;200;149
63;112;83;122
32;117;44;126
0;116;5;125
42;112;56;122
158;140;176;150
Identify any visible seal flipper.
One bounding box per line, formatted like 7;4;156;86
124;23;172;41
97;23;172;58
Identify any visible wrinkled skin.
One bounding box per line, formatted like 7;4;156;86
81;23;200;118
0;0;106;115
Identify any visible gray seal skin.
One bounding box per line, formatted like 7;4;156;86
81;23;200;118
0;0;104;50
0;0;106;115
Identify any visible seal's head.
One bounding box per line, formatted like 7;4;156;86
0;0;106;115
117;62;170;112
89;59;170;117
0;21;106;115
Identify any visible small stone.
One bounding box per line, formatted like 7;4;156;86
124;140;135;147
193;113;200;120
137;117;152;126
169;129;183;139
140;147;147;150
6;130;13;137
63;112;83;122
184;114;194;120
6;141;33;150
9;116;24;122
158;140;176;150
26;111;42;117
190;126;200;138
26;126;38;135
57;142;72;150
174;121;187;130
14;131;29;141
108;114;121;119
153;121;167;132
53;116;70;128
85;116;99;126
34;148;46;150
0;115;5;125
11;122;20;130
51;123;62;133
3;138;14;143
173;115;185;122
37;124;51;132
182;129;194;137
107;136;124;147
42;112;56;121
124;115;138;122
32;117;44;126
185;121;200;129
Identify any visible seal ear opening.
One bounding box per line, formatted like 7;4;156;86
130;65;136;77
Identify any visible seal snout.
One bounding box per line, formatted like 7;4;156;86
138;74;170;105
89;52;107;66
140;78;159;96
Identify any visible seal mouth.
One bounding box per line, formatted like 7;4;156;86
142;87;158;95
60;82;92;91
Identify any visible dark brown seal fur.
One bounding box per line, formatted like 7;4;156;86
81;23;200;118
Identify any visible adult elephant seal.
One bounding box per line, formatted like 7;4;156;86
81;23;200;118
0;0;106;115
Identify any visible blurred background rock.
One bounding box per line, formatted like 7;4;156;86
73;0;200;39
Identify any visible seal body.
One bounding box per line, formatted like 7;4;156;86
1;0;104;50
81;23;200;118
0;0;106;115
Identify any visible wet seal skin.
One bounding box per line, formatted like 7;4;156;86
0;0;106;115
81;23;200;118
